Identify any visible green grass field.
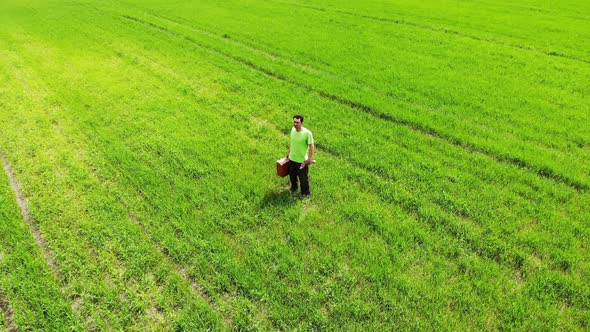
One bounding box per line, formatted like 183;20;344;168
0;0;589;330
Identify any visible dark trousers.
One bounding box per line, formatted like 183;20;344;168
288;160;310;195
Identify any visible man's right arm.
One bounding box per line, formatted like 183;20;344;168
286;137;290;159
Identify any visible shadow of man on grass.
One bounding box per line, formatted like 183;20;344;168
260;187;296;208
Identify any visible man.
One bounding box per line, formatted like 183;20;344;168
287;115;314;196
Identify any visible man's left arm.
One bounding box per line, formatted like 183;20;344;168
305;144;315;166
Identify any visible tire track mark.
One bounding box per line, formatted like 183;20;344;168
120;14;587;192
126;209;233;328
0;288;18;332
160;10;587;156
319;145;528;270
0;150;62;277
1;51;114;330
1;149;85;328
276;1;590;65
148;11;332;73
82;0;331;73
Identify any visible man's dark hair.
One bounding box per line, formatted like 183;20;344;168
293;115;304;123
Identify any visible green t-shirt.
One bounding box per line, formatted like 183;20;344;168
289;127;314;163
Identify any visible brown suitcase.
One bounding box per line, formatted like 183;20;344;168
276;157;289;177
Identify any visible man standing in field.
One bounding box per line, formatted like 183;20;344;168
287;115;314;196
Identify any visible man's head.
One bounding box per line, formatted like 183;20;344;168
293;115;304;131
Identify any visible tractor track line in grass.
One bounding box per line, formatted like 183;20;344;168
312;89;588;194
126;210;233;328
334;155;529;272
119;14;587;192
276;1;590;65
140;9;461;121
87;1;325;72
1;150;88;326
0;288;18;332
146;10;333;73
87;0;334;71
0;150;62;277
134;8;590;158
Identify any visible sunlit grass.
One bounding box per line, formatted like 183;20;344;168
0;0;588;329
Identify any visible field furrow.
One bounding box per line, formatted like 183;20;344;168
0;289;17;332
125;209;235;327
1;151;63;280
0;159;76;330
275;0;590;64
